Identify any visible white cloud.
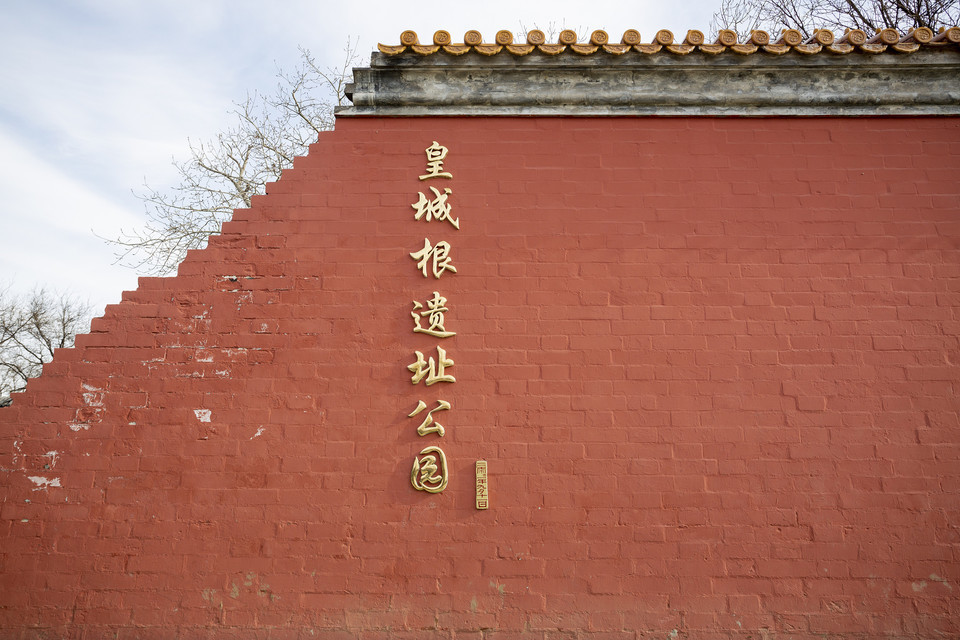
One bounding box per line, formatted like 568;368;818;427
0;128;141;310
0;0;721;315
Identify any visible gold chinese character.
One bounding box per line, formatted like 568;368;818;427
410;238;457;279
408;346;455;385
411;186;459;229
411;446;449;493
412;292;455;338
419;141;452;180
409;399;451;437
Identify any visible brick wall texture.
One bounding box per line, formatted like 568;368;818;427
1;117;959;639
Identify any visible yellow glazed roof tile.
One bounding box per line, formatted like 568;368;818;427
378;27;960;57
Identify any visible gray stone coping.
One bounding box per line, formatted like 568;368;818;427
337;48;960;117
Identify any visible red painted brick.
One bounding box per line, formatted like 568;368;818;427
1;117;959;637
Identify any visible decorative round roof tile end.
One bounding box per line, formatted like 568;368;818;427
400;30;419;46
464;30;483;46
377;44;407;55
433;30;451;46
909;27;935;43
495;30;514;45
878;28;901;44
812;29;831;44
591;30;609;46
621;29;642;45
780;29;803;46
559;29;578;45
684;30;705;46
843;28;867;45
527;29;546;46
474;44;503;55
655;29;674;45
537;43;566;55
717;29;738;46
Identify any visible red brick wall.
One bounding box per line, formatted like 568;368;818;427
2;117;959;638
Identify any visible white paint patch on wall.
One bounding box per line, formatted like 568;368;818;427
81;383;104;406
194;409;211;423
930;574;953;591
27;476;61;490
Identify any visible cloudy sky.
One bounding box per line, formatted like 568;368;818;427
0;0;720;316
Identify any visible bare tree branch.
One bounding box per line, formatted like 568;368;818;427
713;0;959;40
102;41;361;276
0;287;91;407
517;22;590;43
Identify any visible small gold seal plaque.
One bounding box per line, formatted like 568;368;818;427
475;460;488;510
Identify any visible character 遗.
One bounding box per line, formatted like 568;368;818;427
412;291;455;338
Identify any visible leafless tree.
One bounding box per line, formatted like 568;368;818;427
712;0;960;39
0;288;92;407
107;42;361;276
517;22;589;42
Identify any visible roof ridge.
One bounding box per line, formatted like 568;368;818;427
379;26;960;56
